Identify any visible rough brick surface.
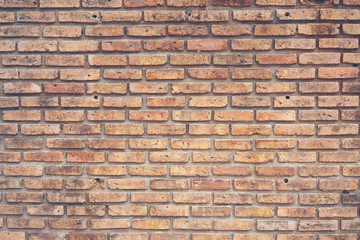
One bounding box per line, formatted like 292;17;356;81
0;1;359;239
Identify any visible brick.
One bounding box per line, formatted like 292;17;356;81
214;193;254;205
232;96;270;108
212;25;251;36
172;83;211;94
319;207;357;218
25;179;62;190
343;24;360;35
103;97;142;108
101;11;142;22
108;152;146;163
189;124;228;136
45;110;84;122
104;69;142;80
299;82;339;93
257;220;297;231
320;38;358;49
299;166;339;177
234;10;273;21
319;180;358;191
85;26;124;37
43;26;81;38
188;10;229;22
127;26;166;37
214;220;253;231
318;96;359;107
235;152;274;163
256;54;297;65
170;166;209;177
102;41;141;52
88;139;125;149
174;193;211;204
214;83;252;94
320;152;358;163
341;220;360;231
59;41;99;52
256;0;296;5
232;68;272;80
173;110;211;121
277;68;316;79
321;9;360;20
255;25;296;36
171;139;211;149
0;205;23;215
277;236;315;240
63;124;100;135
168;25;208;36
193;179;230;190
109;206;146;216
193;234;229;240
257;110;295;122
6;193;43;203
5;138;43;149
0;69;18;80
18;41;56;53
299;194;340;205
299;220;338;231
129;110;169;121
214;111;253;122
213;54;252;65
7;218;45;229
105;124;144;135
58;11;99;23
46;165;83;176
83;0;122;7
47;139;85;149
111;234;147;240
299;23;340;35
173;219;211;230
148;124;185;135
4;166;42;176
2;55;41;66
144;41;184;52
0;152;21;162
170;54;211;65
67;152;104;162
130;83;168;94
89;193;127;203
151;179;189;190
275;39;316;50
188;40;227;51
108;179;146;190
149;152;188;163
190;96;227;107
277;207;316;218
277;179;317;191
300;53;340;65
129;166;166;176
0;233;25;240
232;39;272;51
131;192;169;202
232;125;271;136
235;207;274;218
0;12;14;23
91;219;129;229
0;26;40;37
234;179;274;191
277;9;317;20
188;68;228;79
48;219;86;230
46;55;84;66
150;206;189;217
318;235;357;240
255;166;295;176
0;97;19;108
69;233;107;240
124;0;164;7
234;235;272;240
318;124;358;136
21;97;58;107
87;83;126;94
60;69;100;81
144;10;185;22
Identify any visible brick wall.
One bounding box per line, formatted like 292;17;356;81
0;0;359;239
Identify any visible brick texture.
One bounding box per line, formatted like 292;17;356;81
0;1;359;239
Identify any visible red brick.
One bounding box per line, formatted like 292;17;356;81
298;24;340;35
255;25;296;36
168;25;208;36
101;11;142;22
144;41;184;52
234;10;273;21
124;0;164;7
212;25;251;36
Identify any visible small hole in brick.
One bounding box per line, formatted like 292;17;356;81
92;15;97;19
353;64;358;67
285;96;290;100
94;96;98;100
88;74;91;77
343;190;349;194
284;179;289;183
285;12;290;16
95;178;101;182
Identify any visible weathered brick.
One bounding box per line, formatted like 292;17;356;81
101;11;142;22
255;25;296;36
298;24;340;35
